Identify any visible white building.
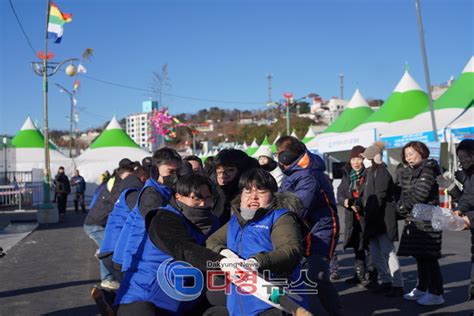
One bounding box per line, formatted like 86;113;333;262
125;100;158;152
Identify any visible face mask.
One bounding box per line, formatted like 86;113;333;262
176;200;214;234
240;207;257;221
363;159;372;169
162;174;178;188
261;160;277;172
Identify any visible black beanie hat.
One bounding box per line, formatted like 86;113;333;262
349;145;365;159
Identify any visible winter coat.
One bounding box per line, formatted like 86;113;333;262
396;159;442;258
54;173;71;195
84;175;125;227
361;164;398;242
207;192;304;276
456;169;474;264
70;175;86;194
337;166;365;251
115;200;221;312
279;151;339;258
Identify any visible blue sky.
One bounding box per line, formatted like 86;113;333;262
1;0;472;135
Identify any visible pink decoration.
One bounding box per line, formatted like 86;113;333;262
149;107;188;143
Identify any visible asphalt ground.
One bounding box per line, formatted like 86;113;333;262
0;208;473;316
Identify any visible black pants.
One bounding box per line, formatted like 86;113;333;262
117;301;171;316
57;193;68;214
415;257;444;295
307;254;343;316
101;254;123;282
74;192;86;212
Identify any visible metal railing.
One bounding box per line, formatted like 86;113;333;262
0;171;34;185
0;182;43;209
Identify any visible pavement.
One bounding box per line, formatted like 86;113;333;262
0;207;473;315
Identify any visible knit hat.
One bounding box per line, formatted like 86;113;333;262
349;145;365;159
361;141;385;164
258;147;274;160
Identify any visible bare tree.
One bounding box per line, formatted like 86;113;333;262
149;63;172;107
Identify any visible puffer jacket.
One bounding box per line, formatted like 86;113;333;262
279;151;339;258
396;159;442;258
456;168;474;266
337;166;365;251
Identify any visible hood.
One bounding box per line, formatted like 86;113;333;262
284;151;326;175
231;191;303;224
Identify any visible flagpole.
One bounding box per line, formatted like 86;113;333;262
42;0;52;206
415;0;438;142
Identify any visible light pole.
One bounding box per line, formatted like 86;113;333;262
31;58;78;207
282;92;319;136
2;137;7;183
414;0;438;141
55;83;75;158
283;92;294;136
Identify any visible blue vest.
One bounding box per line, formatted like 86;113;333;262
99;188;139;257
226;209;301;316
115;178;172;272
115;204;220;314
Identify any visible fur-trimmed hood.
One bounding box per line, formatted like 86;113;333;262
231;191;303;224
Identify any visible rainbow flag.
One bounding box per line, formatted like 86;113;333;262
47;2;72;43
73;80;80;92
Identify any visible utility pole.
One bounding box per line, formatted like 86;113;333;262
267;73;273;118
415;0;438;141
339;73;344;100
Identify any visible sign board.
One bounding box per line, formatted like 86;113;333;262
426;141;441;163
306;129;376;153
450;126;474;143
381;130;445;149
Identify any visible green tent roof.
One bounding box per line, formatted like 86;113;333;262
325;107;375;133
11;117;57;149
324;89;374;133
363;71;428;124
432;63;474;111
260;136;270;146
245;138;258;156
90;117;140;149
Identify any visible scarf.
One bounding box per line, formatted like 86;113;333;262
176;201;214;235
349;167;365;194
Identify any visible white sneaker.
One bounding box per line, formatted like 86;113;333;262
416;293;445;306
100;280;120;290
403;288;427;301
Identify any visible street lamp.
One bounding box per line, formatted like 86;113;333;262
55;83;76;158
282;92;319;136
31;57;78;208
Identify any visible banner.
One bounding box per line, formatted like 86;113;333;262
306;129;376;153
381;130;444;149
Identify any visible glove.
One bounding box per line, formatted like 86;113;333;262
242;258;259;271
219;257;244;274
219;248;239;259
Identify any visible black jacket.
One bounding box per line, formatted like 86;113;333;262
457;168;474;263
85;175;142;227
147;198;223;272
397;159;442;258
54;173;71;195
337;166;365;250
361;164;398;242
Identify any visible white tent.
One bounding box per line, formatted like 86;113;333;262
7;116;72;176
252;136;272;158
354;70;428;137
383;56;474;138
75;117;149;184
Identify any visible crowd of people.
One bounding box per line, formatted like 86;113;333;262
58;136;473;316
